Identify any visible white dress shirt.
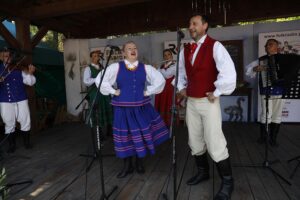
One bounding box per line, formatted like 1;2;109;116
83;63;100;87
177;34;236;97
158;62;176;79
245;60;259;78
95;59;166;96
22;72;36;86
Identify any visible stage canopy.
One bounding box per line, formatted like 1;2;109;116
0;0;300;38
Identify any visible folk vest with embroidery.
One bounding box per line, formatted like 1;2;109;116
0;63;27;102
184;36;218;98
111;61;151;106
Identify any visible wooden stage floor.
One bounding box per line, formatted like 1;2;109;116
1;122;300;200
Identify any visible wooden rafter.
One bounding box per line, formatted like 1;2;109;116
31;26;49;48
0;0;300;39
22;0;150;19
0;22;20;49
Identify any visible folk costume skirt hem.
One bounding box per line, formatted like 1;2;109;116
113;103;169;158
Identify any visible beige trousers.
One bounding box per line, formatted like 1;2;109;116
186;97;229;162
0;100;31;134
260;95;284;124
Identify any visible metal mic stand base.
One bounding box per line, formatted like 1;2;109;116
99;185;118;200
235;159;291;185
80;153;115;172
287;155;300;179
234;128;291;185
79;127;114;172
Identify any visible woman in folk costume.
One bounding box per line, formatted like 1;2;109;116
96;41;169;178
83;50;113;136
155;49;179;126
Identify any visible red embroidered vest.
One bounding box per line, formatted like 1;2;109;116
184;36;218;98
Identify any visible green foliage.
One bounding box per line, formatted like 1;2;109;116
238;16;300;25
30;25;64;52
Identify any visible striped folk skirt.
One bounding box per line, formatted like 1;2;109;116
113;103;170;158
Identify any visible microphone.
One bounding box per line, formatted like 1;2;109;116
177;30;185;39
106;45;121;51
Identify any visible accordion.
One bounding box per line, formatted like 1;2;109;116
260;54;300;87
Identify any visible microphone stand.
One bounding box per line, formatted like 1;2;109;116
84;48;118;199
77;67;114;172
163;28;184;200
288;155;300;178
234;55;291;185
77;88;103;172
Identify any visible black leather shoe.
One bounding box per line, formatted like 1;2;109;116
214;176;234;200
117;157;134;178
186;168;209;185
186;153;210;185
136;157;145;174
22;131;33;149
7;132;16;153
269;123;280;147
214;158;234;200
257;123;267;144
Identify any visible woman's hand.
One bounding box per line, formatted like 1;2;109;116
114;89;121;96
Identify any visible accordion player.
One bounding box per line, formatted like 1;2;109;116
258;53;300;95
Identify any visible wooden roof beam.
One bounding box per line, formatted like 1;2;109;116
31;26;49;48
0;22;20;49
23;0;150;19
0;3;26;19
33;18;81;37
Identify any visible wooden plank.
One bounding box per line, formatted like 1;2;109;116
23;0;151;19
237;123;290;200
114;145;170;199
225;123;256;200
158;127;191;200
230;123;271;200
2;122;300;200
247;123;300;200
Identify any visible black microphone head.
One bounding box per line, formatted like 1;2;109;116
107;45;120;51
177;30;185;39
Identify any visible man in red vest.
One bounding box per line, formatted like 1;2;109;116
177;14;236;200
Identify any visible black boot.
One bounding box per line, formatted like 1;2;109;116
214;158;234;200
270;123;280;147
135;156;145;174
117;157;134;178
22;130;33;149
106;124;112;137
7;132;16;153
186;153;209;185
257;123;267;144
